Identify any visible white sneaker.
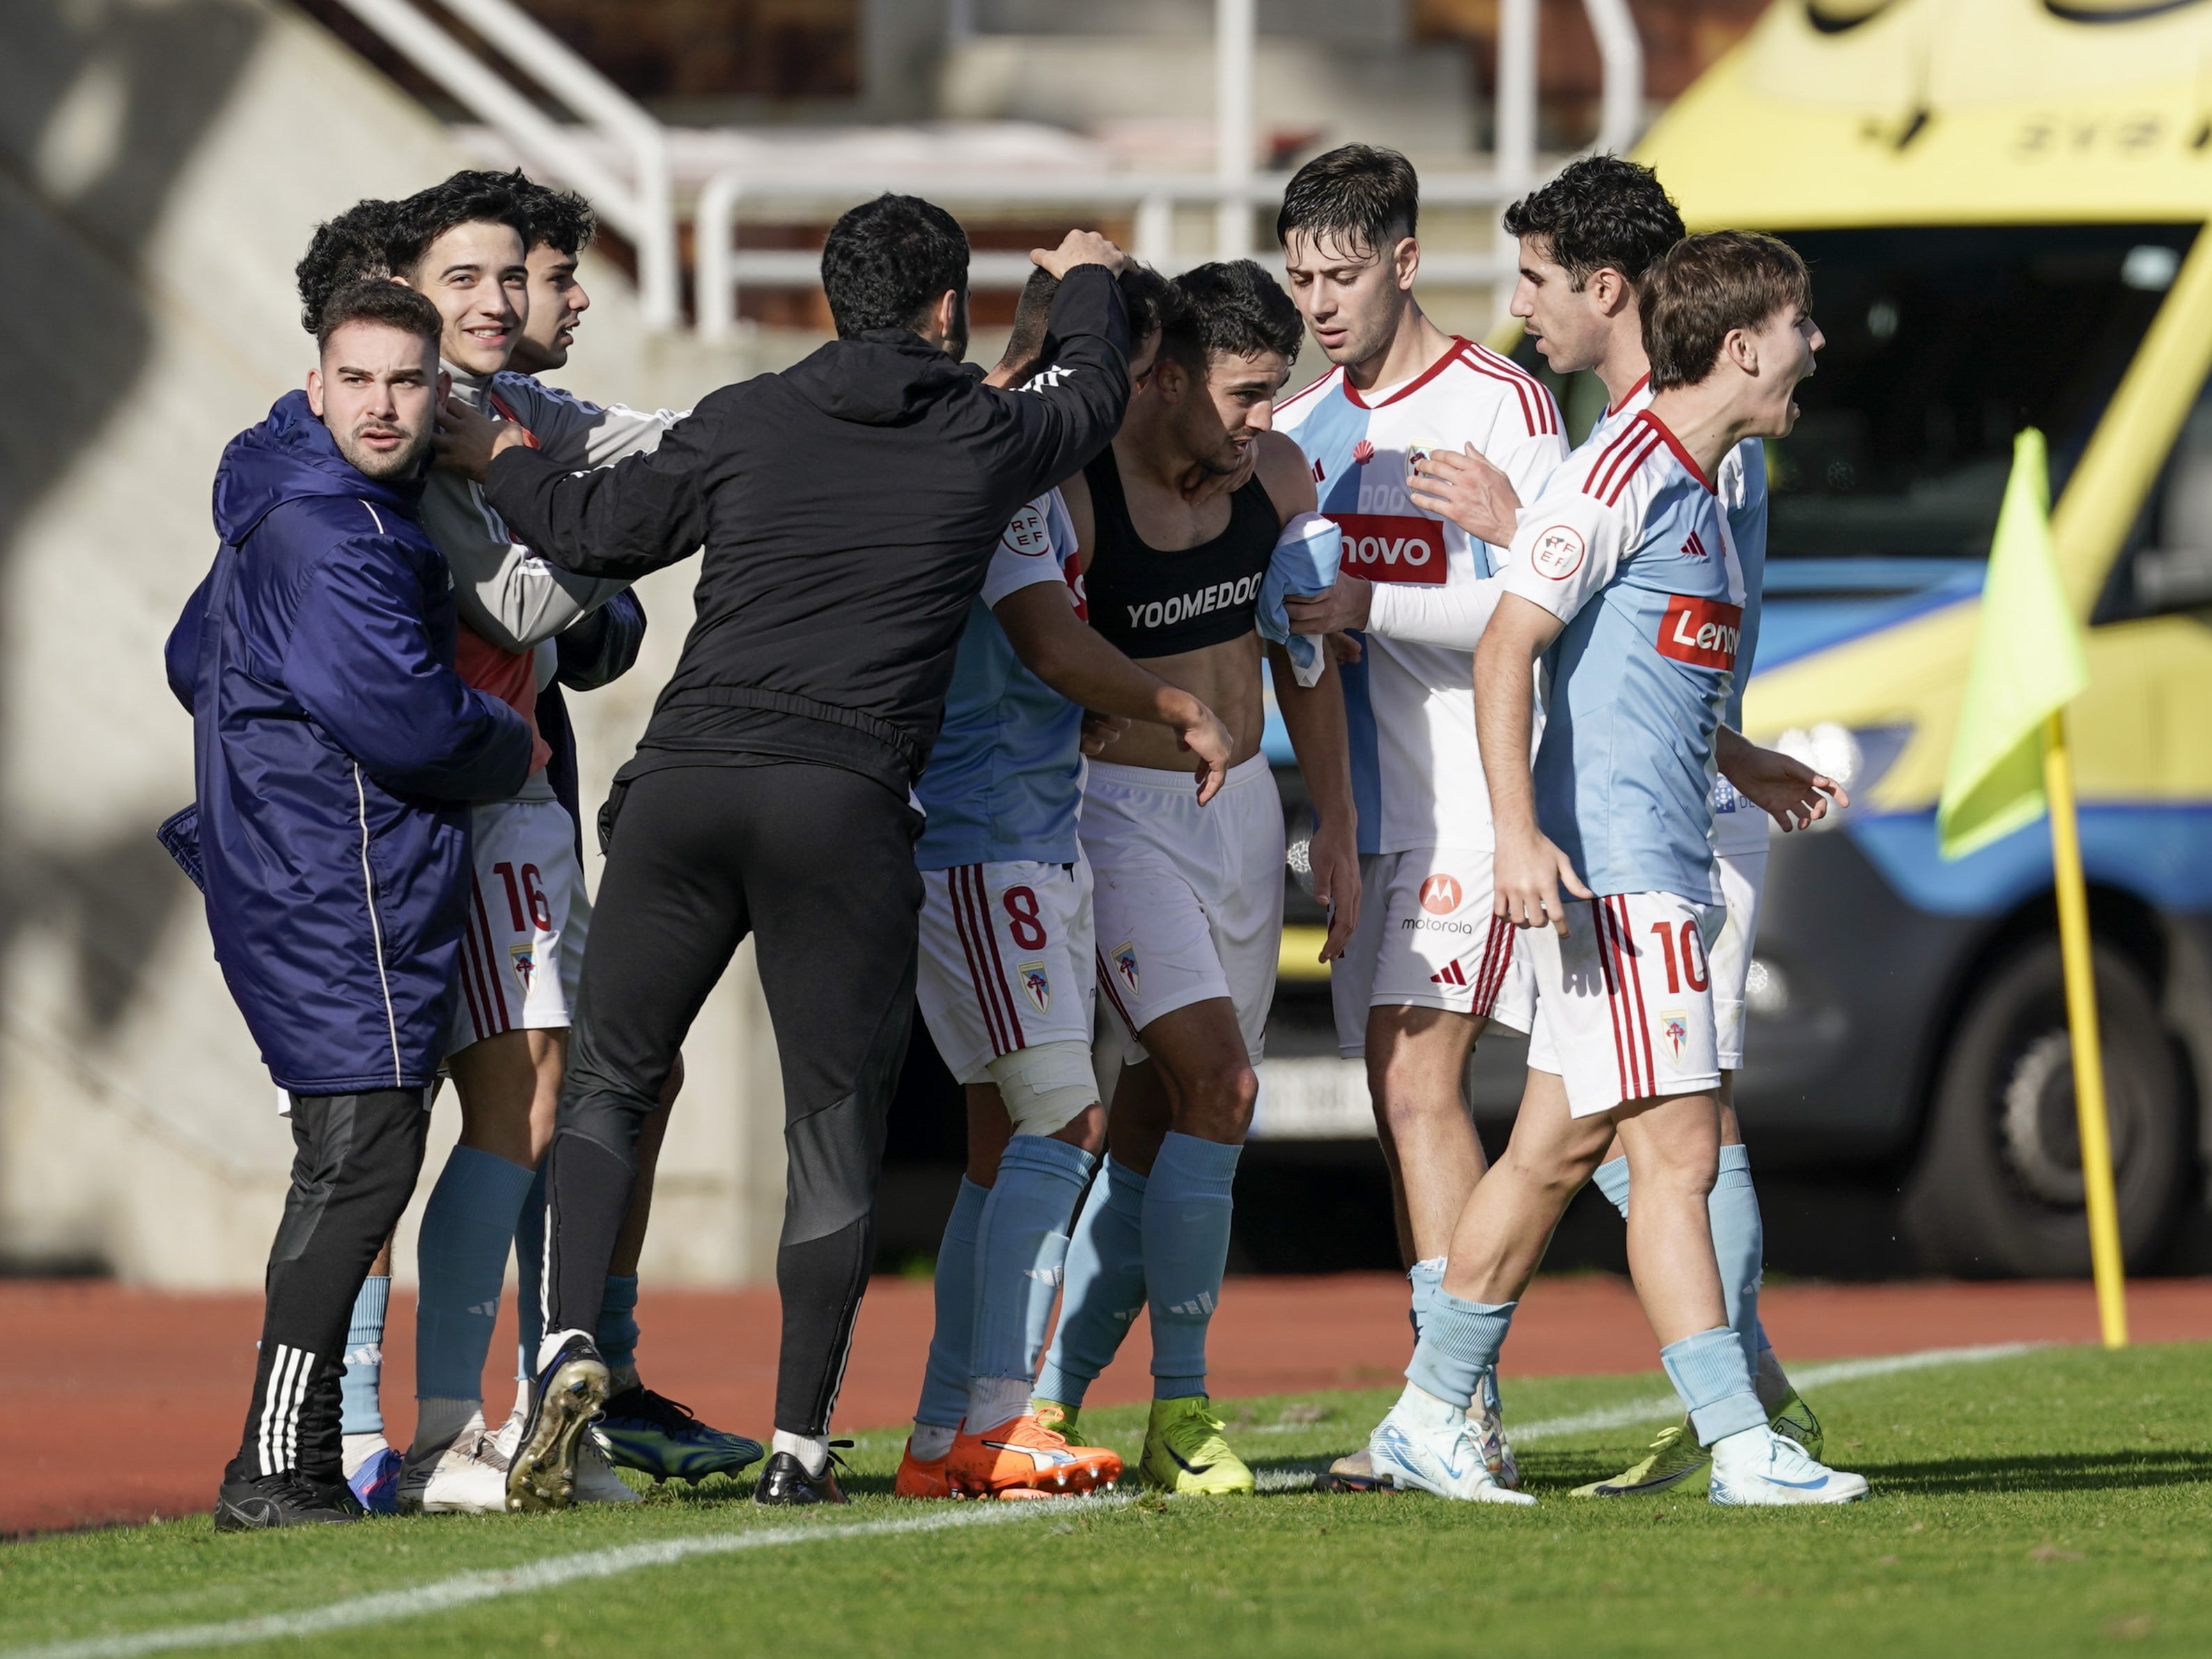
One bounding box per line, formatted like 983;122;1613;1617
573;1433;641;1504
1708;1424;1869;1506
398;1428;512;1515
1366;1387;1536;1506
491;1404;526;1465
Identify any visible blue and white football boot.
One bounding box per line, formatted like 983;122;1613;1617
1366;1385;1536;1506
344;1444;403;1515
1708;1424;1868;1506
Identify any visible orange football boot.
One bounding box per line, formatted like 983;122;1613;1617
893;1438;952;1499
947;1414;1123;1499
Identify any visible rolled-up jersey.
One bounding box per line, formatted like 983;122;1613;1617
914;490;1085;869
1587;378;1770;857
1276;340;1566;855
1504;408;1746;903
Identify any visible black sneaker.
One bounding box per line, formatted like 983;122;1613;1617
506;1330;609;1513
213;1470;364;1532
752;1442;850;1506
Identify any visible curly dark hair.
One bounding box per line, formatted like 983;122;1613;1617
1502;155;1685;290
1275;143;1419;258
999;259;1171;377
384;169;533;279
1642;231;1812;392
315;278;441;354
820;194;969;338
508;173;596;258
295;197;400;335
1159;260;1304;377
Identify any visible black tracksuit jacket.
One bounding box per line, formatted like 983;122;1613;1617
481;265;1131;802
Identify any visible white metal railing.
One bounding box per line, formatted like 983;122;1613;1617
325;0;1639;339
330;0;681;331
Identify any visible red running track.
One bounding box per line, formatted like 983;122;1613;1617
6;1274;2207;1536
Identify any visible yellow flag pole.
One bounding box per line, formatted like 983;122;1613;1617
2042;707;2128;1348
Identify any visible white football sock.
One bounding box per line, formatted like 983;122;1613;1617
341;1432;389;1480
772;1430;830;1477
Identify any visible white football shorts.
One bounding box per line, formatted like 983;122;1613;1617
1330;847;1533;1058
447;796;589;1055
1523;891;1723;1119
915;856;1097;1084
1710;848;1766;1073
1082;753;1284;1066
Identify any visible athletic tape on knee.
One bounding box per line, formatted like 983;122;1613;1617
986;1041;1098;1136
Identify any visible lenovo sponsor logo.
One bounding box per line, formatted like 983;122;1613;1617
1331;513;1447;585
1656;593;1743;669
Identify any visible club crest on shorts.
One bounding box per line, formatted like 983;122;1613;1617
1660;1009;1688;1061
1018;960;1051;1015
508;944;536;995
1418;873;1464;915
1110;940;1140;996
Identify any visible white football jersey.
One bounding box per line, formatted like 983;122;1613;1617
1277;340;1568;854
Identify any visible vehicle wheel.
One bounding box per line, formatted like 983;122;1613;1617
1900;940;2189;1277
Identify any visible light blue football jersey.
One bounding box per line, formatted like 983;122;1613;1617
1589;382;1770;855
913;491;1085;871
1503;409;1748;903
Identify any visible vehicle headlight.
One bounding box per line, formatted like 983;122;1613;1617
1771;722;1913;827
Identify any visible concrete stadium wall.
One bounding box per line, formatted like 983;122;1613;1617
0;0;788;1287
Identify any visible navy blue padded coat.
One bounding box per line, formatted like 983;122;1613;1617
166;392;531;1094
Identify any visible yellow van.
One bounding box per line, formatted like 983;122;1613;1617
1548;0;2212;1275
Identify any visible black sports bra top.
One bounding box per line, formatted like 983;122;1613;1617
1082;445;1280;658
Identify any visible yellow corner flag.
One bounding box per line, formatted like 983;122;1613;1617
1938;428;2126;1348
1936;430;2087;860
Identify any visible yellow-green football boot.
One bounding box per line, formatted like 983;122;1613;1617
1138;1396;1254;1495
1031;1399;1082;1442
1571;1421;1712;1497
1767;1389;1824;1461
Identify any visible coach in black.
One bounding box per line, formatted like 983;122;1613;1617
443;196;1132;1507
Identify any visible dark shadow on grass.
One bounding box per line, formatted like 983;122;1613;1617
1859;1449;2212;1497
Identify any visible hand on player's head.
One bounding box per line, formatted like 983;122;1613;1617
1031;229;1128;280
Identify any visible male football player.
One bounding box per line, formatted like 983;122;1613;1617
1374;231;1867;1506
896;267;1239;1500
1031;261;1360;1495
1269;143;1566;1487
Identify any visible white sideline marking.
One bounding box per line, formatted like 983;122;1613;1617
6;1342;2043;1658
3;1500;1125;1659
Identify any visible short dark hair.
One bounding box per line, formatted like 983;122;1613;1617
1159;260;1304;377
510;173;596;258
316;279;442;355
385;169;533;278
1002;260;1171;378
820;194;969;338
296;198;399;335
1502;155;1685;290
1275;143;1419;259
1642;231;1812;391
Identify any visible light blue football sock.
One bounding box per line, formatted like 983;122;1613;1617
1407;1292;1516;1408
597;1274;641;1376
1035;1156;1148;1408
1710;1144;1765;1372
339;1275;389;1435
1591;1155;1632;1219
414;1145;535;1403
1600;1148;1765;1371
1408;1257;1444;1333
915;1178;987;1431
1661;1325;1766;1446
1142;1132;1241;1401
513;1165;547;1383
972;1135;1096;1384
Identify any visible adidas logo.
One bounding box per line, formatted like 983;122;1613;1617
1167;1291;1217;1318
345;1343;383;1367
1430;960;1469;987
465;1300;500;1318
1022;1265;1064;1285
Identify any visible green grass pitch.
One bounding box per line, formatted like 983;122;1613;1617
4;1342;2209;1658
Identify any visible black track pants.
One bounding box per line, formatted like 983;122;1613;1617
231;1089;428;1481
543;762;921;1436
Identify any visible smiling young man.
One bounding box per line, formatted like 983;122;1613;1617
1371;233;1867;1507
1026;260;1360;1497
1264;145;1568;1490
166;281;531;1529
